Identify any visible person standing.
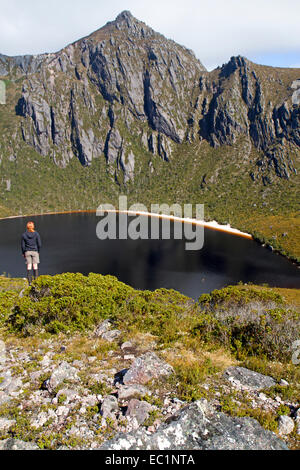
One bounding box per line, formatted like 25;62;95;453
21;221;42;285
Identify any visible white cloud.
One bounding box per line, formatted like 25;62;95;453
0;0;299;70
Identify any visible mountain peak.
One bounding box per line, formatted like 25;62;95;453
115;10;134;22
112;10;147;31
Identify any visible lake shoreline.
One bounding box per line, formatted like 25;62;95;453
0;209;253;239
1;209;299;268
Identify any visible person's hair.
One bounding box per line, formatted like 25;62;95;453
27;221;35;232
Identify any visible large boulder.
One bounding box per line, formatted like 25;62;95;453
99;400;288;450
224;367;276;391
122;352;174;385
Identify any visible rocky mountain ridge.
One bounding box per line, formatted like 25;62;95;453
9;11;206;177
1;11;299;184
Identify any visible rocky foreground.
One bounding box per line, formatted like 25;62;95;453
0;326;299;450
0;273;299;450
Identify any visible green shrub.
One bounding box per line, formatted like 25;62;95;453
2;273;299;364
7;273;133;335
170;358;219;402
193;286;299;361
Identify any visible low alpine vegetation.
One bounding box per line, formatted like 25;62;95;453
0;273;298;363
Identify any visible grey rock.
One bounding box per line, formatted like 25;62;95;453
122;352;174;385
99;400;288;450
0;340;6;365
94;319;112;337
224;367;276;391
44;361;79;392
0;370;22;394
121;341;133;350
105;128;123;165
1;10;298;190
118;384;150;401
0;370;11;390
101;395;119;419
30;411;51;429
88;356;97;363
56;405;70;417
0;438;40;450
120;150;135;183
292;88;300;106
296;415;300;436
124;354;135;361
40;352;54;367
56;388;80;403
279;379;289;386
291;79;300;90
278;415;294;436
101;329;121;342
0;391;11;405
125;398;153;425
0;417;16;431
292;81;300;105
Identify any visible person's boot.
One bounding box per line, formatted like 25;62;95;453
33;269;39;281
27;270;32;285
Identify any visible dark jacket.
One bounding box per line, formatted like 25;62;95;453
21;231;42;255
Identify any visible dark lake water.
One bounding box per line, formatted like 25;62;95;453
0;212;299;300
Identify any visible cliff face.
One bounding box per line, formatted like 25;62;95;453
190;56;300;182
11;11;205;182
0;11;299;189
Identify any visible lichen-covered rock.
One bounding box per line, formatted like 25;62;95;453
44;361;79;393
0;370;22;394
125;398;153;425
94;319;112;337
100;395;119;419
101;329;122;343
99;400;289;450
118;384;150;402
223;367;276;391
0;391;11;406
0;438;40;450
0;417;16;431
278;415;295;436
122;352;174;385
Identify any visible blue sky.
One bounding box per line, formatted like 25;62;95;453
0;0;299;70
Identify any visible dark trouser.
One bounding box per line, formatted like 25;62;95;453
27;269;38;285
